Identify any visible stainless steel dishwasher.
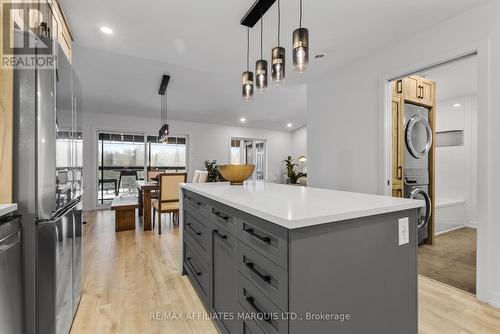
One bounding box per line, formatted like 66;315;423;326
0;214;23;334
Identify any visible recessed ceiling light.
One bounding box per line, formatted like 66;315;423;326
314;52;326;59
240;117;246;123
287;123;293;128
100;26;113;34
453;103;461;108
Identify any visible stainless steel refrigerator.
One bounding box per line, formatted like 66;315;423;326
13;28;83;334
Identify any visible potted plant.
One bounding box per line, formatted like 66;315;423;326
283;156;306;184
204;160;218;182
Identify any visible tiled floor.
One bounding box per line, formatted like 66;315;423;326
418;227;476;294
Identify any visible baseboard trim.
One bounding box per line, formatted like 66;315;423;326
488;291;500;309
435;225;466;236
466;221;478;229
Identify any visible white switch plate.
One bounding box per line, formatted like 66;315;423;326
399;217;409;246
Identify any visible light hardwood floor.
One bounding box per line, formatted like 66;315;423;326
71;210;500;334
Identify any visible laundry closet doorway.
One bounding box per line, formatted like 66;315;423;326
383;51;483;298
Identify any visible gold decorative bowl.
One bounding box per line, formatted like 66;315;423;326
218;164;255;185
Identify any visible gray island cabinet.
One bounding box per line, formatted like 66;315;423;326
179;182;423;334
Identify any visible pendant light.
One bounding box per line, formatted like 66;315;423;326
255;12;268;92
293;0;309;73
271;0;285;85
158;93;169;142
158;75;170;143
242;27;254;100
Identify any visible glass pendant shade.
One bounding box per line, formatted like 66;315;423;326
241;71;254;101
292;28;309;73
158;123;169;143
271;46;285;85
255;59;268;92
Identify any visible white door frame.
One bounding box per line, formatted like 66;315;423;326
380;39;491;304
228;136;268;181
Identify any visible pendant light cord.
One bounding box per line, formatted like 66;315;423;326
246;27;250;71
299;0;303;28
277;0;281;46
260;12;263;59
161;93;164;124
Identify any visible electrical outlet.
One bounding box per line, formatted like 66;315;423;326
399;218;409;246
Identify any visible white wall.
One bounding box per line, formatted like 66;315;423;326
291;126;307;172
82;111;293;210
307;1;499;306
291;126;307;157
435;95;477;227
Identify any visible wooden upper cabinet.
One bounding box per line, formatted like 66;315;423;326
403;76;420;103
392;79;403;98
49;0;74;62
419;78;434;106
403;75;434;106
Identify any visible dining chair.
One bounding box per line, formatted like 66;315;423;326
197;171;208;183
152;173;187;234
147;168;164;181
192;170;201;183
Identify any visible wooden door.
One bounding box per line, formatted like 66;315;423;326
403;76;420;104
391;96;403;197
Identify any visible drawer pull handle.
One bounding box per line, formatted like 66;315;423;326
213;229;228;240
246;262;271;283
246;296;271;323
186;257;202;276
188;197;202;206
213;211;229;221
187;223;202;236
245;228;271;244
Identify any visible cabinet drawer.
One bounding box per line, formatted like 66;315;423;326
185;191;209;217
185;212;209;258
238;216;288;270
242;317;265;334
238;242;288;311
184;242;209;304
211;227;239;334
210;204;238;236
239;274;288;334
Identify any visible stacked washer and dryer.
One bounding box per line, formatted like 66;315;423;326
403;103;433;245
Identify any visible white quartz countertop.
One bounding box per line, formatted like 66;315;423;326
0;204;18;217
181;182;424;229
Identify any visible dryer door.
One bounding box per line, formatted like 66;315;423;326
409;187;432;229
406;115;432;159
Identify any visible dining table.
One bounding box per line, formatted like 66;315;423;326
136;180;159;231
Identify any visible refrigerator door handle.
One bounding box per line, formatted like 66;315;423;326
39;200;79;225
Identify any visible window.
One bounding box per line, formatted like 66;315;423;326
147;136;187;170
96;132;188;206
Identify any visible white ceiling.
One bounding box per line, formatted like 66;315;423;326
419;55;477;101
62;0;489;130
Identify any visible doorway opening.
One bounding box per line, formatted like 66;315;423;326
230;138;267;181
387;54;478;295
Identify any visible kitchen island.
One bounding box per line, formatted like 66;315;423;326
179;182;423;334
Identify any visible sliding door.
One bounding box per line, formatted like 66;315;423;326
97;132;145;205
